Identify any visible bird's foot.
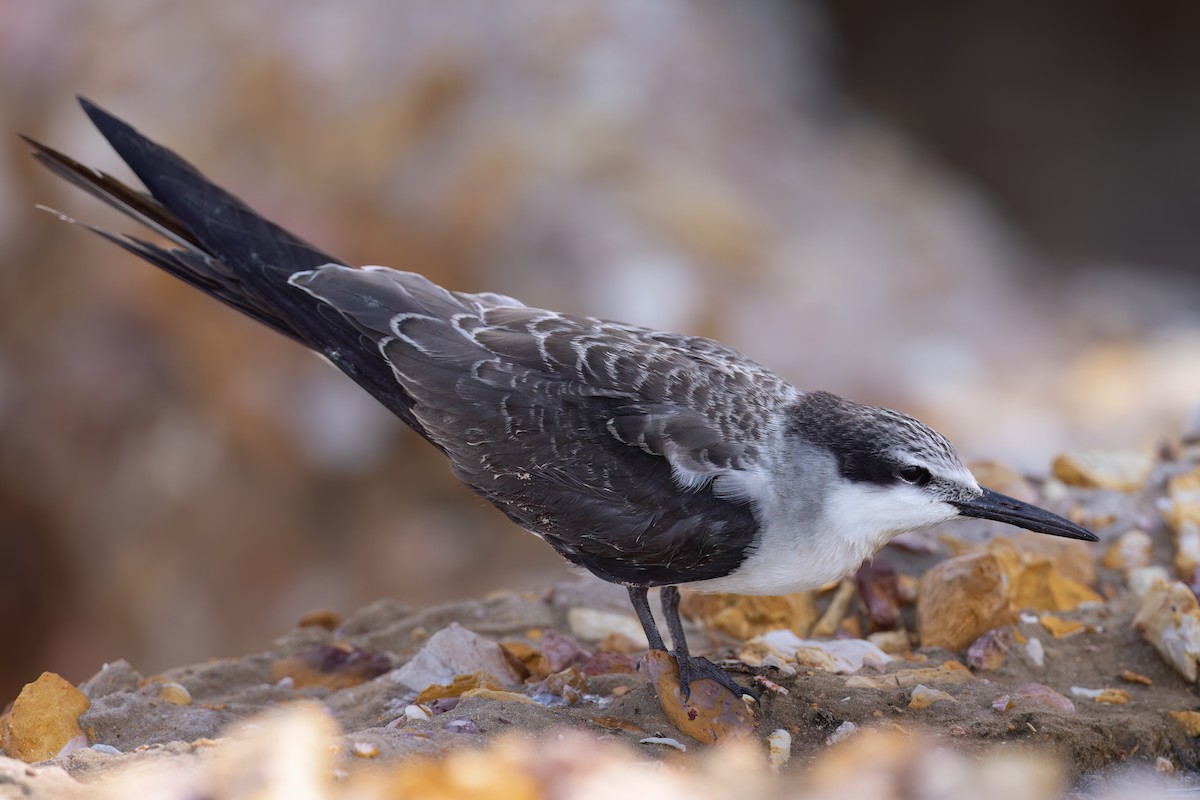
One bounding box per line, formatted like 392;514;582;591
674;653;758;702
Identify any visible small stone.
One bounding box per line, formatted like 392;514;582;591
157;682;192;706
825;721;857;746
766;728;791;772
639;736;686;751
1039;615;1085;639
1095;688;1129;704
681;592;818;640
1025;638;1045;668
1013;683;1075;714
1128;566;1173;597
416;671;505;704
740;631;891;674
352;741;379;758
297;608;342;630
992;694;1012;713
0;672;90;762
1117;669;1152;686
966;628;1010;671
908;684;956;710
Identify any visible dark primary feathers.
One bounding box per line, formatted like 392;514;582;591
26;99;805;586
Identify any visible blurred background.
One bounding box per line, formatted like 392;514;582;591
1;0;1198;701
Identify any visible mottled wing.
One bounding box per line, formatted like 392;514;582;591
292;264;791;584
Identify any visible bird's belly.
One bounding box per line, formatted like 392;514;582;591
684;529;872;596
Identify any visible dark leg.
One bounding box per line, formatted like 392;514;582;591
660;585;757;701
627;585;667;651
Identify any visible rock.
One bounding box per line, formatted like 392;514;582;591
1161;467;1200;576
1132;580;1200;682
157;682;192;706
856;562;904;631
0;672;90;762
459;688;538;706
1117;669;1152;686
566;608;648;649
1128;566;1173;597
908;684;956;709
1024;637;1046;668
416;671;505;704
845;660;972;690
394;623;523;691
1169;710;1200;736
297;608;343;630
1052;450;1152;491
271;644;393;690
1101;529;1154;571
639;651;757;745
1013;683;1075;713
0;757;85;798
537;629;590;673
966;628;1010;671
917;550;1014;651
766;728;791;772
739;631;891;674
866;630;912;655
1038;614;1085;638
680;591;818;640
1070;686;1129;704
812;580;857;637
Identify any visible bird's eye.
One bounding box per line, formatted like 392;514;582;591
897;465;931;486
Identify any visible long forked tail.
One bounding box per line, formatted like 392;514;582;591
22;97;431;440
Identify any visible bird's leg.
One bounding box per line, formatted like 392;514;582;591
627;585;668;651
660;585;757;701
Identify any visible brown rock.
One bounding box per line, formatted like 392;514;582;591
966;628;1011;671
917;551;1014;651
0;672;90;762
417;671;505;703
639;651;757;745
1038;614;1085;639
1169;710;1200;736
271;644;393;690
296;608;342;630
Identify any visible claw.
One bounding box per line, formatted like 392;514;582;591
674;653;758;702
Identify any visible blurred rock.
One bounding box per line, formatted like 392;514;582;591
1132;580;1200;682
908;684;956;709
739;631;890;674
1160;467;1200;577
1102;529;1154;571
681;592;818;639
566;608;648;649
1052;450;1153;491
966;627;1010;671
394;623;522;691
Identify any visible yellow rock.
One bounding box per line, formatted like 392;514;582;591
908;684;956;709
459;688;538;706
987;538;1102;612
1169;710;1200;736
157;682;192;706
1094;688;1129;705
1038;615;1085;639
680;591;818;640
917;551;1014;651
418;671;505;703
1052;450;1152;491
0;672;90;762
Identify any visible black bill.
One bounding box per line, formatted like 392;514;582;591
952;487;1097;542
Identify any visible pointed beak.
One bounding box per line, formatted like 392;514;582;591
951;486;1097;541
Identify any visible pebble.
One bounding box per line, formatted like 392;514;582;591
1132;580;1200;681
639;736;686;752
766;729;792;772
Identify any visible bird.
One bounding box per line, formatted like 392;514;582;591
24;98;1096;702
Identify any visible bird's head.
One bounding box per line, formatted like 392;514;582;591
788;391;1096;546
